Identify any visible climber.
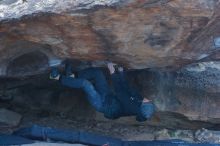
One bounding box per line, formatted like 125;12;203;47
49;62;155;122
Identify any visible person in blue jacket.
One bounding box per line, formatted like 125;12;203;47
50;62;155;122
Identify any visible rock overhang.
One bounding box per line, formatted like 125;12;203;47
1;0;220;74
1;0;220;131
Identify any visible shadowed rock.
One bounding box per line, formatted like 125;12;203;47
0;0;220;129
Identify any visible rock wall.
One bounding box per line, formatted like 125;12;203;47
0;0;220;76
0;0;220;129
1;63;219;129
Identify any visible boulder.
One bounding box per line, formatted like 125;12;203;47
195;128;220;144
0;0;220;77
0;108;22;127
0;0;220;129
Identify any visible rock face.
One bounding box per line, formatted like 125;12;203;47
1;65;220;129
131;65;220;127
0;0;220;75
0;0;220;129
0;108;22;127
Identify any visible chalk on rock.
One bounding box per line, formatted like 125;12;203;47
0;108;22;126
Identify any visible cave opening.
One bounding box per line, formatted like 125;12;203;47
1;0;220;144
1;58;220;143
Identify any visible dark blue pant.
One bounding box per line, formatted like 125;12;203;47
60;68;111;113
61;67;155;121
77;68;111;98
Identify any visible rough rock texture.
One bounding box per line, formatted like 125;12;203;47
1;0;220;76
0;66;219;129
0;0;120;20
0;108;22;126
195;128;220;143
0;0;220;129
